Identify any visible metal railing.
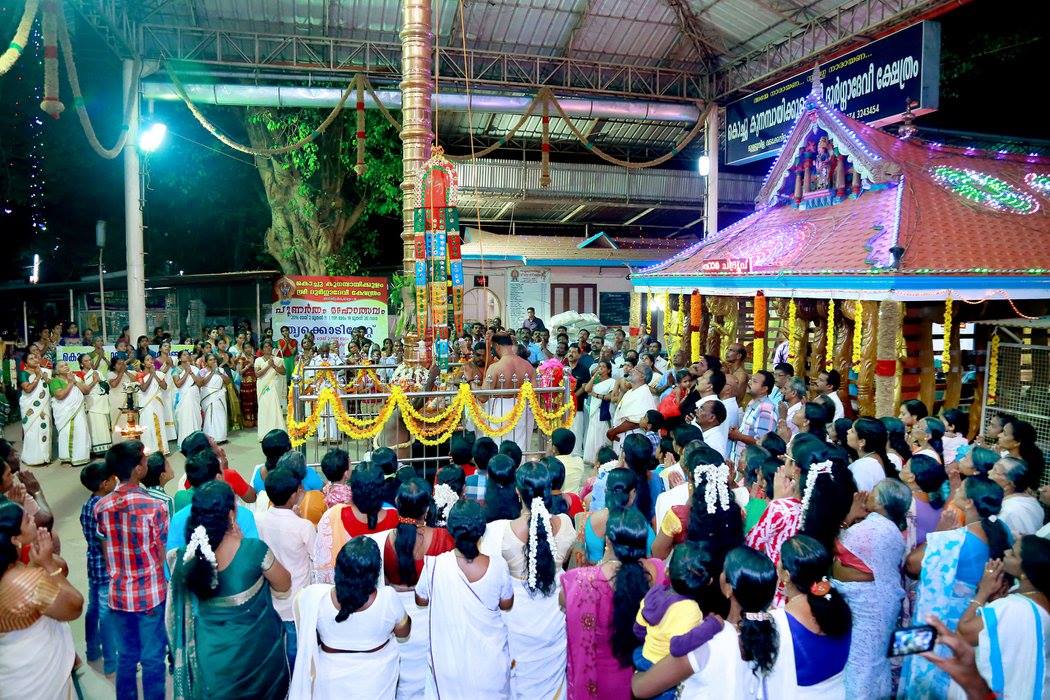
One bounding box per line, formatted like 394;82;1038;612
289;364;572;475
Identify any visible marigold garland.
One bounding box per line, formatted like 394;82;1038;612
629;293;642;346
987;334;1000;405
787;298;798;361
825;299;835;372
646;293;654;339
286;381;571;446
942;297;953;371
852;299;863;369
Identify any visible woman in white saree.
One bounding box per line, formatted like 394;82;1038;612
107;356;134;438
172;351;203;445
482;462;574;700
136;359;169;455
417;499;514;700
199;353;231;444
18;353;52;467
78;354;112;456
255;340;287;440
157;341;178;442
291;537;411;700
48;362;91;467
582;360;616;465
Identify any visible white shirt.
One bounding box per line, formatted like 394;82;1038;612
785;401;802;435
702;425;728;461
720;396;741;459
825;391;845;421
654;483;690;529
849;456;886;492
255;507;317;621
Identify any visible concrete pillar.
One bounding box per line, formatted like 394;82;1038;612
123;59;147;342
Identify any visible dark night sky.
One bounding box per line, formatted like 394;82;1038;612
0;0;1045;285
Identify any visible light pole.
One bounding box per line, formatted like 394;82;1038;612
123;59;147;343
97;220;108;343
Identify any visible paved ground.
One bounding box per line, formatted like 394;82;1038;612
4;422;264;656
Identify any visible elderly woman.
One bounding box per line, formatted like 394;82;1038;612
832;478;911;699
989;455;1043;538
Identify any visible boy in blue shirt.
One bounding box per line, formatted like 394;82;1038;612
79;460;119;675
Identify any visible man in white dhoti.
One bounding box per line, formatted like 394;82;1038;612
254;340;287;441
79;354;112;455
306;343;341;444
482;334;535;452
607;365;656;456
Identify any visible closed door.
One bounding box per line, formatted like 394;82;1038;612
550;284;597;316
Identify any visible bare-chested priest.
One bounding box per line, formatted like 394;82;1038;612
482;333;536;450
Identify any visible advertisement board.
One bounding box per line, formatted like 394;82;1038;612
724;21;940;165
270;275;389;350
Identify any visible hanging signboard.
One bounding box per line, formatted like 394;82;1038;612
270;276;389;350
725;21;941;165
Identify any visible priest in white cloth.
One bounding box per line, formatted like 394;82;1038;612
199;353;231;444
137;358;169;455
306;342;342;444
607;364;656;456
254;339;287;441
481;334;536;451
78;354;112;456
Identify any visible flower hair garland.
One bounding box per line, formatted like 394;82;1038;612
693;463;731;514
433;483;459;525
526;496;557;593
184;524;218;588
800;460;834;527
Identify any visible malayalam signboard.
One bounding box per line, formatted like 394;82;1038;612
56;345;193;365
725;21;940;165
506;268;550;331
270;275;388;350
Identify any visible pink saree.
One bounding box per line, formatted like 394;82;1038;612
562;559;666;700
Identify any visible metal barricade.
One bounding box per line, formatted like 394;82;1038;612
291;364;573;476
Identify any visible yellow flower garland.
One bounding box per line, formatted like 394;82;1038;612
825;299;835;372
987;334;1000;405
787;299;797;361
286;381;572;446
852;299;863;369
942;297;953;371
646;293;654;337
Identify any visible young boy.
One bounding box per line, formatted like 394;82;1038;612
464;437;498;503
79;460;118;676
551;428;585;494
142;451;174;516
640;410;664;453
254;467;316;670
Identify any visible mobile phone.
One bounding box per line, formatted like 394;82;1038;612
887;624;938;657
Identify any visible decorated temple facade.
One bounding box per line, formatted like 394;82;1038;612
632;70;1050;423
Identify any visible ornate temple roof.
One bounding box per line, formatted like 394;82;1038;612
633;73;1050;301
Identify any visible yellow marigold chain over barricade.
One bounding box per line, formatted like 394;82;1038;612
287;382;571;446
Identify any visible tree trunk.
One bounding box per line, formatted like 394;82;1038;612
244;111;364;275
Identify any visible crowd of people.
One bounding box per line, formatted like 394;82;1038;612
0;315;1049;699
6;321;295;469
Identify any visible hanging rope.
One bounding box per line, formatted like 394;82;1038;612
166;65;356;157
57;11;138;159
547;95;711;169
0;0;39;76
361;78;403;130
442;90;547;162
39;0;63;118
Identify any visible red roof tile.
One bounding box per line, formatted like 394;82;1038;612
639;94;1050;281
